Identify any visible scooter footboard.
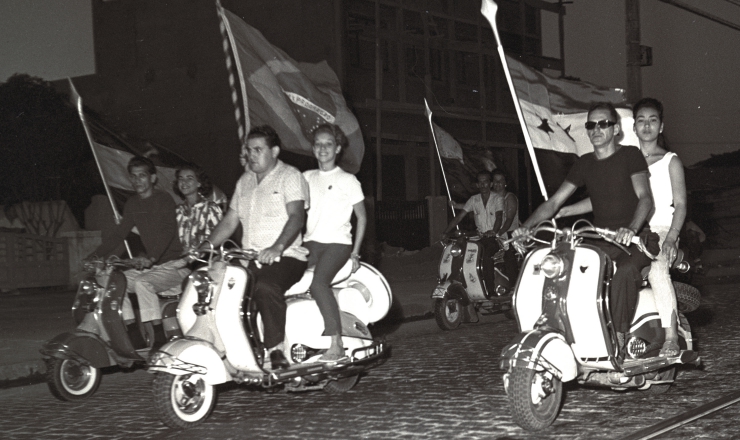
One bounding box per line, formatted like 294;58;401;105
500;329;577;382
148;338;231;385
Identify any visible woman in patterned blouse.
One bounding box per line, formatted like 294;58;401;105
173;163;224;252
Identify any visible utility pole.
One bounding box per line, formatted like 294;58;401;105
625;0;642;103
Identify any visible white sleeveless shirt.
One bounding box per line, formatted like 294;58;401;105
648;152;676;228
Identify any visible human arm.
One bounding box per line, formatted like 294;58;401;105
258;200;306;265
441;209;470;238
555;197;592;219
616;172;654;246
513;182;577;238
662;156;687;263
205;208;240;248
499;193;519;232
350;201;367;272
88;202;136;259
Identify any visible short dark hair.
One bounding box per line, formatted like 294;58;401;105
633;97;663;122
173;162;213;199
492;169;507;183
311;123;348;162
127;156;156;175
587;102;620;125
246;125;281;149
476;170;492;181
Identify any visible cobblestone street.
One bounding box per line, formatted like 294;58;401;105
1;281;739;439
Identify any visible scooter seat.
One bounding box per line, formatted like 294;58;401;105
285;259;354;297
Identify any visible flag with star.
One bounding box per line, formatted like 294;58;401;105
218;6;364;173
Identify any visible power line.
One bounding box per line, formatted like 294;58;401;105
658;0;740;32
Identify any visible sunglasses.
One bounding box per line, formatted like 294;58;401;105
585;120;617;130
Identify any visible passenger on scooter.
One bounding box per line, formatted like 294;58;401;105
491;169;521;279
205;125;309;371
303;124;367;364
559;99;687;356
87;156;190;351
513;102;659;346
441;170;504;290
173;163;223;252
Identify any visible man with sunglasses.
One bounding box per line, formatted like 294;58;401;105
512;102;658;347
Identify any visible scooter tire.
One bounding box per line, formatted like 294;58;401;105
45;358;101;401
434;298;462;331
152;372;216;429
508;367;562;432
674;282;700;313
323;374;359;394
646;367;676;394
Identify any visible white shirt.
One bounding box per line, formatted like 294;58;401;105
303;167;364;245
463;192;503;234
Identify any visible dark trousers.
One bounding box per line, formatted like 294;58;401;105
592;241;652;333
304;241;352;336
249;257;307;349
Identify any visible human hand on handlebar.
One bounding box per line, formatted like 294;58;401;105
511;226;530;240
662;239;678;265
615;227;636;247
131;256;153;270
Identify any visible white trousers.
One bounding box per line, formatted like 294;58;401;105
648;226;678;328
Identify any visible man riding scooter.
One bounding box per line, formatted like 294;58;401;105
86;156;190;354
511;102;660;349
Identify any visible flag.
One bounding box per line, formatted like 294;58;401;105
431;121;464;162
505;55;638;156
218;6;364;174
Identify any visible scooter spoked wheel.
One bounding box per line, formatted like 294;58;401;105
153;373;216;429
45;358;101;401
434;298;462;330
508;367;562;431
323;375;359;394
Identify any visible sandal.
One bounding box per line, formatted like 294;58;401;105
659;340;680;357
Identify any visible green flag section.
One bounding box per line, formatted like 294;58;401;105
218;6;364;174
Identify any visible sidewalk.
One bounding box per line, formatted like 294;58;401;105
0;272;439;387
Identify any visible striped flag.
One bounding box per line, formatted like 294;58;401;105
217;5;365;174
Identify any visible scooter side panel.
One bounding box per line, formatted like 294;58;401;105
462;241;486;301
150;339;231;385
514;247;550;331
567;247;611;361
631;287;661;332
40;332;114;368
334;264;392;324
213;265;257;371
439;243;454;280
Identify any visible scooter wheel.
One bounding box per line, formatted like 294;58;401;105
434;298;462;330
508;367;562;431
45;358;101;401
153;372;216;429
674;282;700;313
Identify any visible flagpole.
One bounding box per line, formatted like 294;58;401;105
68;79;132;258
424;99;457;220
480;0;549;201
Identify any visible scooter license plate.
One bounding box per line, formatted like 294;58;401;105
432;286;446;299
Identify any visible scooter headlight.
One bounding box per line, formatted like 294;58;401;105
540;254;564;279
450;245;463;258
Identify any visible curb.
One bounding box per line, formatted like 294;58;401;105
0;359;46;388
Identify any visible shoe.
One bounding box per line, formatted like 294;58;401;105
659;340;680;357
269;350;290;370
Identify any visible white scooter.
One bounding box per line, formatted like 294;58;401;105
148;242;392;429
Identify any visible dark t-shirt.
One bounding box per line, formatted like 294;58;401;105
93;189;182;264
565;146;648;229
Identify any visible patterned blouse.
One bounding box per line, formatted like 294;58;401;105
175;199;224;251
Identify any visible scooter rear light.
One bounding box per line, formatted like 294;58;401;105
540;254;564;279
290;344;323;363
627;337;647;358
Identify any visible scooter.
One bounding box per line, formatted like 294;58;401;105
431;229;518;330
148;242;392;429
500;220;700;431
40;256;182;401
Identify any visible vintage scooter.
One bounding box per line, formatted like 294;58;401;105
500;220;701;431
40;256;182;401
431;229;518;330
149;242;392;429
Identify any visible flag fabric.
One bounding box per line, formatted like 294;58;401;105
432;121;464;162
218;6;364;174
505;55;639;156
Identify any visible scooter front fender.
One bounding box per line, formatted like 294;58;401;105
500;329;577;382
431;280;470;306
40;331;114;368
148;338;231;385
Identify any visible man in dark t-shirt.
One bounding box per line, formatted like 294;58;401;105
512;102;656;341
89;156;189;350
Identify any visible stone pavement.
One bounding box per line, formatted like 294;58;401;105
0;258;439;387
